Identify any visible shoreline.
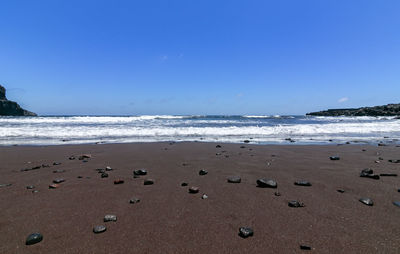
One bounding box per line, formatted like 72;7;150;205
1;142;400;253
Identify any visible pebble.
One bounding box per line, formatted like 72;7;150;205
393;201;400;208
189;186;199;194
26;185;35;189
256;178;277;188
294;181;312;187
78;154;91;160
53;162;61;165
359;198;373;206
48;184;60;189
238;227;254;238
199;169;208;176
330;156;340;160
32;190;39;193
53;178;65;184
388;159;400;163
105;166;112;171
181;182;188;186
240;146;246;149
337;189;345;193
53;169;66;173
93;225;107;234
104;215;117;222
227;176;241;183
360;169;380;179
144;179;154;185
0;183;12;188
77;176;83;179
274;192;281;196
216;145;221;148
244;140;250;143
202;194;208;199
69;156;75;160
133;169;147;176
114;179;124;184
300;245;312;250
101;173;109;178
288;200;305;208
25;233;43;245
129;198;140;204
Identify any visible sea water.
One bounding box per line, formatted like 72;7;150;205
0;115;399;145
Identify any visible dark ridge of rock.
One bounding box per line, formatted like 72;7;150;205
0;84;37;116
306;103;400;117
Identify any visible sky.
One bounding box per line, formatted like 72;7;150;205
0;0;399;116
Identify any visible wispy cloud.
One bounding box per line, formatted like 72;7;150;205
338;97;349;103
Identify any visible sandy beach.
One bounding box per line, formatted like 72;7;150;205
1;142;400;253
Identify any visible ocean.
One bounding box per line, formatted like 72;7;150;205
0;115;399;146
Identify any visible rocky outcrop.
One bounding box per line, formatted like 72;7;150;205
307;104;400;117
0;85;37;116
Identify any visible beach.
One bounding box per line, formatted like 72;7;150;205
1;142;400;253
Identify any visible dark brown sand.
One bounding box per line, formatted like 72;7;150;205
1;142;400;253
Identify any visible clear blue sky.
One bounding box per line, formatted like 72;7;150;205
1;0;399;115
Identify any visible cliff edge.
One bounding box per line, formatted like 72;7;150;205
0;84;37;116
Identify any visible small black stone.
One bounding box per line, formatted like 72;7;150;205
227;176;241;183
199;169;208;176
360;169;380;179
69;156;75;160
53;169;66;173
392;201;400;207
243;140;250;143
53;162;61;165
133;169;147;176
388;159;400;163
181;182;188;186
101;173;109;178
25;233;43;245
93;225;107;234
77;176;83;178
288;200;305;208
337;189;345;193
130;198;140;204
294;181;312;187
256;178;277;188
274;192;281;196
105;166;112;171
26;185;35;189
216;145;222;148
189;186;199;194
300;245;312;250
53;178;65;184
330;156;340;160
359;197;373;206
238;227;253;238
240;146;245;149
104;215;117;222
144;179;154;185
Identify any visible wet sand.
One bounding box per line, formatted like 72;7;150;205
0;142;400;253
